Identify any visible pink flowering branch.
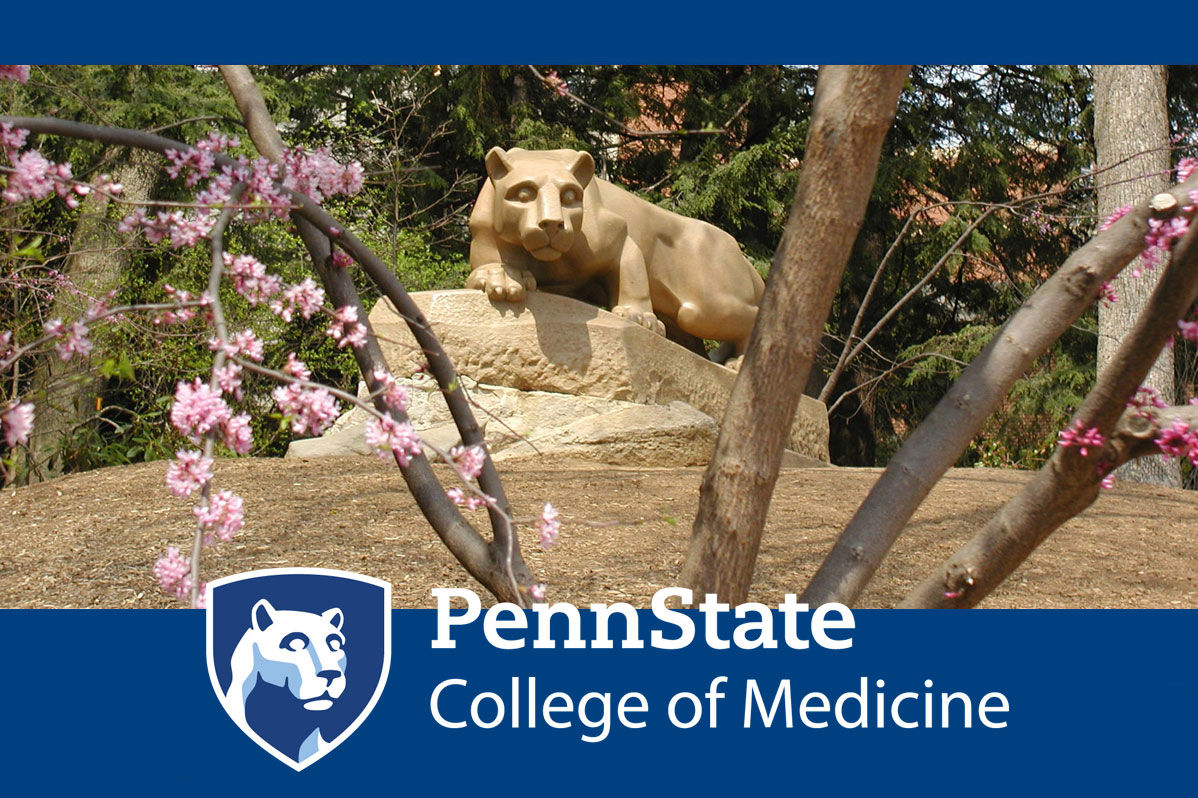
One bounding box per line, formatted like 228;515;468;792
216;67;537;605
900;195;1198;608
0;104;543;605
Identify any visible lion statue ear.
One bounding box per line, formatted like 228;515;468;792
569;150;595;188
252;598;277;632
322;608;344;630
485;147;514;181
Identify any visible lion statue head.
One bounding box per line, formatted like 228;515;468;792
485;146;595;262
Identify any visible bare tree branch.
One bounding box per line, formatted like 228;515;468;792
798;170;1198;607
900;208;1198;608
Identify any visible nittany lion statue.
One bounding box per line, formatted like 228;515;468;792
222;599;347;764
467;147;766;360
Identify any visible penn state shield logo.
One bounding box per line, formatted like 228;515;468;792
206;568;391;771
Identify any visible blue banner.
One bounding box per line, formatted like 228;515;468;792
3;607;1193;793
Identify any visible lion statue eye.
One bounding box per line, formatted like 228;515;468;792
281;632;309;652
516;187;535;202
561;188;578;204
327;635;343;652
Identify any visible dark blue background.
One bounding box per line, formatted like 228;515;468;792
1;609;1192;794
0;12;1148;63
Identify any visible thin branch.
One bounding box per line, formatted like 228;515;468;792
798;169;1198;607
900;204;1198;608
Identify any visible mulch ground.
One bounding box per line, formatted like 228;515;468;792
2;456;1195;608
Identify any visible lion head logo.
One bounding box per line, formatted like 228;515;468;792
485;146;594;262
207;569;390;771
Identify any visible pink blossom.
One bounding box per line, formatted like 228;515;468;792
281;146;366;203
2;150;58;203
446;486;492;511
223;253;282;306
211;329;264;362
1099;204;1132;232
170;378;232;442
1179;320;1198;345
331;250;353;269
55;321;92;361
2;400;35;447
1127;386;1168;417
1098;282;1119;306
42;318;65;338
119;208;215;249
164;146;216;188
0;123;28;152
153;283;200;326
224;413;253;455
153;546;191;597
538;502;561;549
194;489;245;544
1101;473;1116;490
270;278;325;322
1142;215;1191;272
327;304;368;349
1154;418;1194;459
529;583;547;601
365;415;422;465
0;65;30;84
371;369;409;412
213;362;243;399
1057;420;1105;458
1177;157;1198;184
165;449;214;497
451;445;487;481
283;352;311;380
273;383;340;436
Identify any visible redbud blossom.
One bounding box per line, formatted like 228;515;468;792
170;379;232;442
283;352;312;381
2;400;35;447
327;305;368;348
194;490;245;544
538;502;561;549
0;66;30;84
273;383;340;436
1057;420;1105;458
165;450;214;497
153;546;191;598
55;321;92;361
451;445;487;481
365;416;422;465
371;369;409;412
446;486;491;511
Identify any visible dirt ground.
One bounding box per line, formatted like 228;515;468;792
1;455;1195;609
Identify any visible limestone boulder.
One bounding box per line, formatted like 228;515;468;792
367;290;829;461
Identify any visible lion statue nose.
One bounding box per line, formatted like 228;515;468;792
539;218;561;235
318;669;342;687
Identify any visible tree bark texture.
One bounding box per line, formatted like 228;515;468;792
27;147;158;477
679;65;910;604
1093;64;1177;486
901;200;1198;607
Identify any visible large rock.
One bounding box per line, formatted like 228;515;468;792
367;290;829;461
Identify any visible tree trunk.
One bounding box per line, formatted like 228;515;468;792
679;65;910;604
27;147;158;476
1093;64;1177;486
